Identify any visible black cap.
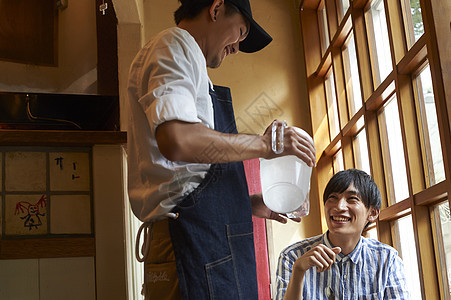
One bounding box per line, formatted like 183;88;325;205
226;0;272;53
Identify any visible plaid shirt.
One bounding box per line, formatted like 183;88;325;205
275;233;410;300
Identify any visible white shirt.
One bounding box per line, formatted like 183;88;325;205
126;27;214;222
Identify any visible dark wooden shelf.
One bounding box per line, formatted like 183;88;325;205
0;237;95;259
0;130;126;146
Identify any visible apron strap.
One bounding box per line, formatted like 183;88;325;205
135;213;179;262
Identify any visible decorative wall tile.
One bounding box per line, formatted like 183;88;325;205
39;257;96;300
49;152;90;191
4;194;48;236
0;259;39;300
5;152;46;191
50;195;91;234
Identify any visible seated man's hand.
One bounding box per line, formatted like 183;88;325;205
293;244;341;274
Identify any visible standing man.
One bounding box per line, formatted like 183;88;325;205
275;169;410;299
126;0;316;299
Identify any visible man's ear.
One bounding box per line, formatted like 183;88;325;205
367;208;380;223
209;0;225;22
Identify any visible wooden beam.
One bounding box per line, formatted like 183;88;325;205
0;237;95;259
378;199;411;221
414;180;449;206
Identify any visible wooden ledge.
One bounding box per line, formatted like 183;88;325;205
0;237;95;259
0;130;127;147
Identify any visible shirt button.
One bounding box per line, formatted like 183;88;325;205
343;275;347;279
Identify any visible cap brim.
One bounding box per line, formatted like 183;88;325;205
239;16;272;53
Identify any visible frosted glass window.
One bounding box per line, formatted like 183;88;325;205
434;201;451;297
338;0;350;22
365;0;392;86
378;96;409;204
325;70;340;140
364;226;378;240
416;64;445;186
353;128;371;176
318;3;330;56
393;215;422;299
333;148;344;173
343;32;363;117
402;0;424;48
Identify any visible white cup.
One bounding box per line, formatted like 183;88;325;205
260;121;312;218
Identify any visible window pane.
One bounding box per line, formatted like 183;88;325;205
325;70;340;140
378;96;409;203
333;148;344;173
393;215;422;299
365;0;393;86
338;0;350;22
402;0;424;48
364;226;378;240
353;128;371;176
416;65;445;186
434;201;451;296
318;3;330;56
342;32;363;117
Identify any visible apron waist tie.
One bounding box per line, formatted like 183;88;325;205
135;213;179;299
135;212;179;262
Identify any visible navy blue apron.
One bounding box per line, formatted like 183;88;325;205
168;85;258;299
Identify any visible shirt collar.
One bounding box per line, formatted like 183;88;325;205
322;231;363;264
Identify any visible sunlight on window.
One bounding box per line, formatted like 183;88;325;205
343;33;363;117
402;0;424;48
364;226;378;240
339;0;350;21
394;215;422;299
318;3;330;56
434;201;451;296
416;65;445;186
325;70;340;140
333;148;344;173
378;96;409;203
366;0;392;86
353;128;371;176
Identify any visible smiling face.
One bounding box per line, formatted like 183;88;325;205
324;183;379;239
205;2;249;68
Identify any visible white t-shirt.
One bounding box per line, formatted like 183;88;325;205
126;27;214;222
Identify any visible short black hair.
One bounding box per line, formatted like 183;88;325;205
174;0;240;25
323;169;381;210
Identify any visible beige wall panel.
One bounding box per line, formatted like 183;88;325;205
0;259;39;300
39;257;96;300
93;145;127;300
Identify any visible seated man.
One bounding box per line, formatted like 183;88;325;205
275;169;410;299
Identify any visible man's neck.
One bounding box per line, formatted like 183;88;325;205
327;232;361;256
177;12;210;60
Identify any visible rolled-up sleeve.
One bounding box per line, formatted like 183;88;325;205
137;38;203;135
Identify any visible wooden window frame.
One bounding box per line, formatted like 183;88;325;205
299;0;450;297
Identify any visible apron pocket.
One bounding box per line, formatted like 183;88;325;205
205;255;239;300
227;222;258;299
